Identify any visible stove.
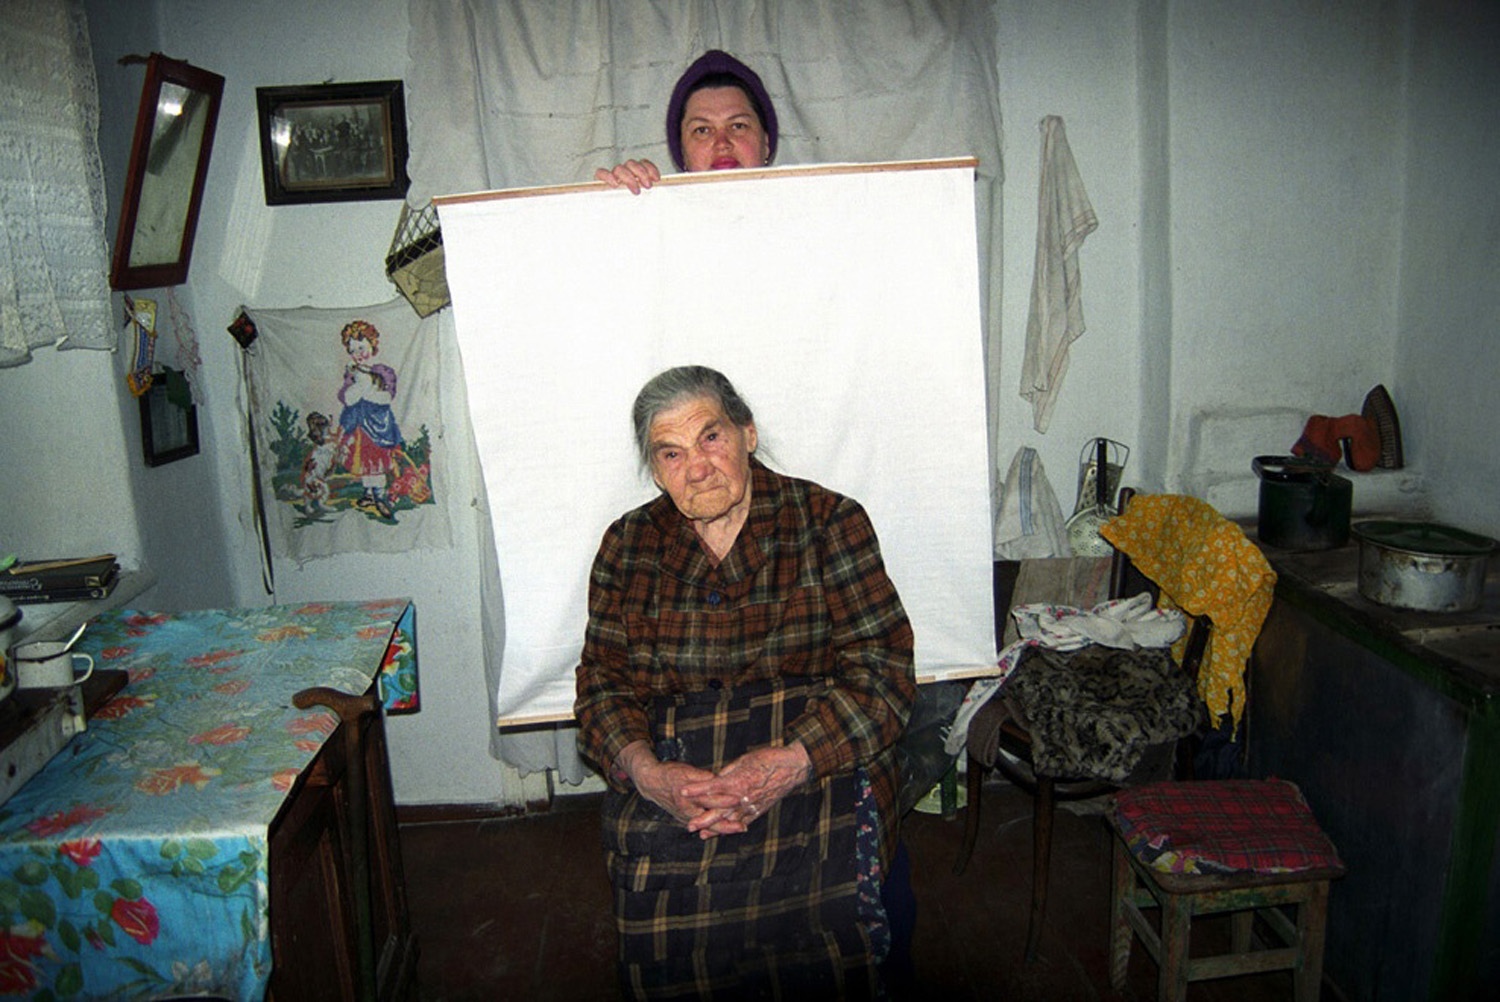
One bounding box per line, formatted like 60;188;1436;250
0;671;127;806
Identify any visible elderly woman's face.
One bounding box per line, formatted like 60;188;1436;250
648;396;757;524
680;86;768;172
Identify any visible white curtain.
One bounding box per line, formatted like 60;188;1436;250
0;0;113;367
405;0;1005;778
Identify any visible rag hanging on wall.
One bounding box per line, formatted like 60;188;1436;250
1020;116;1097;433
227;313;276;596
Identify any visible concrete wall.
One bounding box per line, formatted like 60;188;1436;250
4;0;1496;807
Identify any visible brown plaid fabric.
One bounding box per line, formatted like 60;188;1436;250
603;678;880;1000
575;459;916;862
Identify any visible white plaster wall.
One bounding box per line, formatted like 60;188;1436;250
0;347;143;563
0;4;148;579
992;0;1146;516
1166;0;1424;520
27;0;1490;810
79;0;530;807
991;0;1435;524
1397;2;1500;540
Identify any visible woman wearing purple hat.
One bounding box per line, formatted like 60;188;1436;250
595;49;780;193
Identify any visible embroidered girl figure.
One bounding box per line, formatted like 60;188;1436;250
335;320;403;519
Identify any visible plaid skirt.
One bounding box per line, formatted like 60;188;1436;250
602;677;886;1000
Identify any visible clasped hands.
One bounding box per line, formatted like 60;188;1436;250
619;740;812;840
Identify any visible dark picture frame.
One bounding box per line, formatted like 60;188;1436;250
256;80;410;205
110;54;225;290
139;368;200;467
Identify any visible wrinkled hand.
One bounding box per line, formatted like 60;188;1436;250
679;743;812;839
616;741;718;825
594;159;662;194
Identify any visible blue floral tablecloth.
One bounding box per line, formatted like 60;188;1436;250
0;598;418;1000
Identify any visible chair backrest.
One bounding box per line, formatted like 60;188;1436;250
990;488;1212;680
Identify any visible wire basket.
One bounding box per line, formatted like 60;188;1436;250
385;201;450;317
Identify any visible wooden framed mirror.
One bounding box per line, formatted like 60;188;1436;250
109;54;225;291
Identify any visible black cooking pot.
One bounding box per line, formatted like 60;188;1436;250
1252;455;1352;551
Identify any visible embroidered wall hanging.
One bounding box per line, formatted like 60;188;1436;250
241;297;450;563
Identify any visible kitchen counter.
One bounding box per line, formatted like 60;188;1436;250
1259;539;1500;699
1244;529;1499;1002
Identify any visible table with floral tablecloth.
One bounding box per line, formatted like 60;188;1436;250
0;598;418;1000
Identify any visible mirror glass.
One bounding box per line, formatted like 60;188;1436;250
110;55;224;290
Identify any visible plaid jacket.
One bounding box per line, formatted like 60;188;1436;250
575;459;916;848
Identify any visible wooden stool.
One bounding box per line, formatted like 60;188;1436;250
1106;780;1345;1002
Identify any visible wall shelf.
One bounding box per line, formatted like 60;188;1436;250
11;569;158;646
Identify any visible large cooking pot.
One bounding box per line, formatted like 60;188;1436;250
1352;520;1497;613
1252;455;1352;551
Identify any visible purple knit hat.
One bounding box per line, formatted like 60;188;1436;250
665;49;778;172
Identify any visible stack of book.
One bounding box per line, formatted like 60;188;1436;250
0;555;120;605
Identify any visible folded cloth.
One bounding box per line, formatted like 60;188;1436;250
1112;779;1344;876
944;594;1184;756
1013;593;1186;651
1100;496;1275;731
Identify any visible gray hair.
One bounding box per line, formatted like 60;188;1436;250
631;365;755;466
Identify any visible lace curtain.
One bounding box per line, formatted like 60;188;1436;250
405;0;1004;779
0;0;114;367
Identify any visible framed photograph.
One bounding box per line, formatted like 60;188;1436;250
256;80;410;205
139;368;200;467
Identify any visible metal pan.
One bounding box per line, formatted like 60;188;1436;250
1351;520;1496;613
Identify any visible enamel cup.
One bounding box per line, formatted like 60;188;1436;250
12;639;94;689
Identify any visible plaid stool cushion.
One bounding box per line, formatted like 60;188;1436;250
1112;779;1343;876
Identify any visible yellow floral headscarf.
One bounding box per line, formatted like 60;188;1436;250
1100;495;1275;729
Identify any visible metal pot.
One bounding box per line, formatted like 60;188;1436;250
1352;520;1497;613
1252;456;1352;551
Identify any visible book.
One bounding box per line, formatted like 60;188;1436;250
6;572;119;605
1;555;119;594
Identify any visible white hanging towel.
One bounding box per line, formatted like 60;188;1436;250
993;446;1070;559
1019;116;1097;433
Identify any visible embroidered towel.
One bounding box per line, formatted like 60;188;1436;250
242;298;451;564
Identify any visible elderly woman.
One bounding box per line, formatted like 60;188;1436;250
575;366;915;999
596;48;778;193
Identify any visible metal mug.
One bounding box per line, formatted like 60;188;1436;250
13;640;94;689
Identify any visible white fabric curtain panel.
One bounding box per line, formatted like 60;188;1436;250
404;0;1004;443
405;0;1005;777
0;0;113;367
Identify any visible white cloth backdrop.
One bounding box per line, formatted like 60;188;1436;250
438;162;996;725
404;0;1005;773
405;0;1004;491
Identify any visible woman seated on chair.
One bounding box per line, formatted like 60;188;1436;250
575;365;916;999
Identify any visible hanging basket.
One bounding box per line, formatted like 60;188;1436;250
385;201;451;318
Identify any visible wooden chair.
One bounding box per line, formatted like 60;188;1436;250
1106;779;1346;1002
954;490;1212;962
